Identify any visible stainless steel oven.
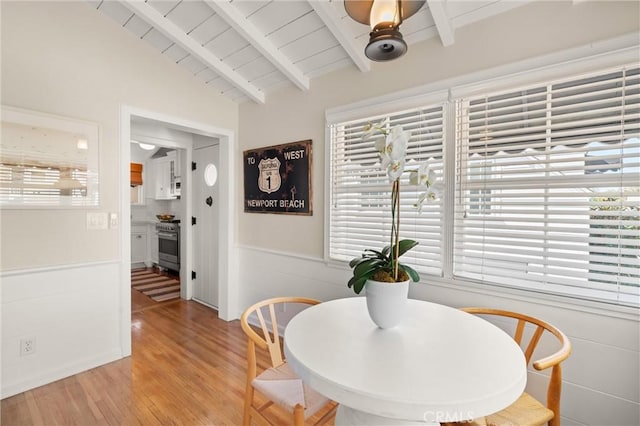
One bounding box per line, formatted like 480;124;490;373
156;221;180;271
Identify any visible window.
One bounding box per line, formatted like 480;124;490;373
455;65;639;305
329;105;445;276
328;63;639;307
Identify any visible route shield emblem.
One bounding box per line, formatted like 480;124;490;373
258;157;281;194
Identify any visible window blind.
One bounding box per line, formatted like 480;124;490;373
329;105;445;276
454;65;639;305
0;163;90;205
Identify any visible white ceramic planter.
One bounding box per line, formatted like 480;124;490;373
365;279;409;329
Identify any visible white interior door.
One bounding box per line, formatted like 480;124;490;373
192;144;219;308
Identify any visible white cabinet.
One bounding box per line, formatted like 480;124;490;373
131;225;148;265
154;157;173;200
149;225;159;264
153;151;181;200
173;149;181;178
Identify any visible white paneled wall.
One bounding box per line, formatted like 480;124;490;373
238;246;640;426
1;262;123;398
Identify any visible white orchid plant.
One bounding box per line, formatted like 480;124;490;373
348;119;442;294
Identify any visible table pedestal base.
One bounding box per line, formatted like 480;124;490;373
335;405;438;426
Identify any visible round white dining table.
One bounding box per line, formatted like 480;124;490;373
283;297;526;425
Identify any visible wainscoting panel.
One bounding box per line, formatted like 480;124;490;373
1;261;123;398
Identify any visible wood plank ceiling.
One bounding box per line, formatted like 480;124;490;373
87;0;531;104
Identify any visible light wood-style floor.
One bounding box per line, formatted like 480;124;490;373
1;299;323;425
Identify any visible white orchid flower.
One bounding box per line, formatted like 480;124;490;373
413;193;427;213
374;128;409;159
363;118;389;140
410;163;442;212
409;163;435;186
413;186;440;212
388;159;406;181
374;137;388;157
385;127;410;161
371;127;410;182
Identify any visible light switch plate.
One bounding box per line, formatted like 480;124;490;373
87;212;108;230
109;213;119;229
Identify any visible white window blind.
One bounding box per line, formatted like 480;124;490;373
0;163;90;205
329;105;445;276
454;64;640;305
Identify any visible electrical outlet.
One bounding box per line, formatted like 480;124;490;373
20;337;36;356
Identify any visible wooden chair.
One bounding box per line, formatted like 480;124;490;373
240;297;337;426
449;308;572;426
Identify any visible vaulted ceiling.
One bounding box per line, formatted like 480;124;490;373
87;0;532;104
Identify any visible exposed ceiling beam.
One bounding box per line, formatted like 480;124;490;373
204;0;310;91
121;0;265;104
427;0;455;47
309;0;370;73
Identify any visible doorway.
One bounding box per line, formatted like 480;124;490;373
119;105;237;357
192;142;220;308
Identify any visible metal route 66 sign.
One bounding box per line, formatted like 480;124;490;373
243;140;312;215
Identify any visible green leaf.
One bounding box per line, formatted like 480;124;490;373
352;275;369;294
399;264;420;282
353;258;382;278
347;274;359;288
394;239;419;258
350;253;382;268
349;256;366;268
363;248;386;260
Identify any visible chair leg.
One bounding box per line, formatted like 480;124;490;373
316;402;338;425
243;385;254;426
293;404;305;426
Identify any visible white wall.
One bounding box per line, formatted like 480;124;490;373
237;2;640;425
1;1;238;398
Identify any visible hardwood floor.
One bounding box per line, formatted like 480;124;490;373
1;300;329;425
131;288;181;314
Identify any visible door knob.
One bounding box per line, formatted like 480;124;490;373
205;196;213;206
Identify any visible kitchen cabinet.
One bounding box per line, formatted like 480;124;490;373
149;224;159;264
153;151;181;200
154;157;172;200
172;149;181;178
131;225;148;265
